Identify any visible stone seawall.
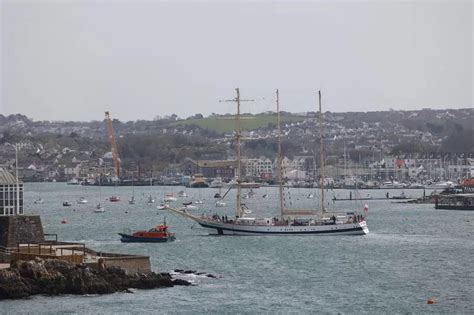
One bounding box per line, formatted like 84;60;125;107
0;216;45;248
99;256;151;274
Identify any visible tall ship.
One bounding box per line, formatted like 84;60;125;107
169;89;369;236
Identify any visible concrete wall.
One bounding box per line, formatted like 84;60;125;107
103;256;151;274
0;216;45;248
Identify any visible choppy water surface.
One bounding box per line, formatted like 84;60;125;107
1;183;473;314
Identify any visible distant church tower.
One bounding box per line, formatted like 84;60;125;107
0;168;24;216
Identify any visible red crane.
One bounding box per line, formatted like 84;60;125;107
105;111;120;178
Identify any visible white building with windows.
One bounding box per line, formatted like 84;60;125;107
244;157;273;178
0;168;24;216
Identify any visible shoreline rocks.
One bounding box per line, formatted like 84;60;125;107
173;269;217;278
0;258;192;300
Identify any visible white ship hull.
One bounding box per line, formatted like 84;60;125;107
197;220;368;235
169;208;368;236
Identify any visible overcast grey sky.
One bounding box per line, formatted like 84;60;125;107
1;0;472;121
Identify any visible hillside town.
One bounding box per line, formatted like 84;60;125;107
0;108;473;188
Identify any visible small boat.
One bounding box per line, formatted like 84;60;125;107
34;198;45;204
177;190;187;198
215;200;226;207
183;202;198;210
209;177;223;188
147;196;155;204
119;220;175;243
109;196;121;202
94;203;105;213
391;191;407;200
77;197;88;204
194;200;203;204
189;174;209;188
164;193;177;202
157;203;169;210
67;178;80;185
63;201;72;207
129;177;136;204
381;181;408;189
262;194;268;199
307;193;314;199
214;193;221;199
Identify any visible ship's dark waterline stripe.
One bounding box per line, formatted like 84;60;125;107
435;205;474;211
198;223;364;234
118;233;171;242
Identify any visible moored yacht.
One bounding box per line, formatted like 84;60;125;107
77;197;88;204
34;198;45;204
94;203;105;213
147;195;155;204
164;193;177;202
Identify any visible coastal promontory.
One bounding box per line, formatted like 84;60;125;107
0;258;190;300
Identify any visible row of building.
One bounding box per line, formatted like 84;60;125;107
168;156;474;184
1;143;473;184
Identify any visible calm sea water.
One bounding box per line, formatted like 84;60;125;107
1;183;473;314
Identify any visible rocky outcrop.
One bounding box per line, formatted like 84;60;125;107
0;258;191;300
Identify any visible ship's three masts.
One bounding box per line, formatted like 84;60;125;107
230;89;327;218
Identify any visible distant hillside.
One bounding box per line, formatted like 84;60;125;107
173;113;305;133
1;108;473;177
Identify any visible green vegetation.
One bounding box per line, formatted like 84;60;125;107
118;134;227;170
174;114;305;133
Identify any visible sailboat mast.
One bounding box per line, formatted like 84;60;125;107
236;88;242;218
276;89;284;218
318;91;325;214
15;143;20;215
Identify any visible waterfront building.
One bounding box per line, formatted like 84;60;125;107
181;158;237;179
244;157;273;178
0;167;23;216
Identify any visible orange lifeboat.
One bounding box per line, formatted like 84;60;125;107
118;219;175;243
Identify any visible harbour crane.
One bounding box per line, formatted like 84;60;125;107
104;111;121;178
